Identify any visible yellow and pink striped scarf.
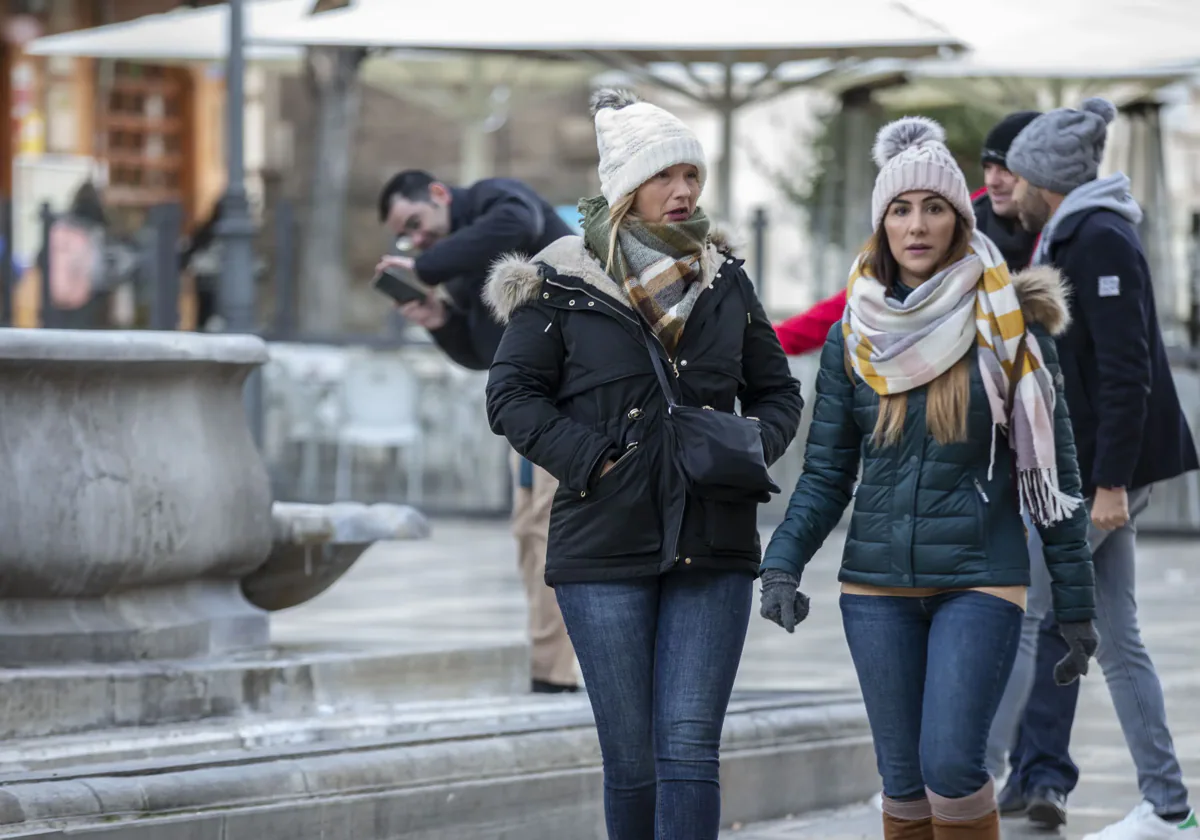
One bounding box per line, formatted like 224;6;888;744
843;230;1081;526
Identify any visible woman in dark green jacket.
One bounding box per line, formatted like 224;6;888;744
758;117;1098;840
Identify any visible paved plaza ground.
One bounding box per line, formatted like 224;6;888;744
271;517;1200;840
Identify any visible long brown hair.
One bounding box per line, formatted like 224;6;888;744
853;209;974;448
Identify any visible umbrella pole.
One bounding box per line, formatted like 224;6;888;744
218;0;263;444
715;60;735;223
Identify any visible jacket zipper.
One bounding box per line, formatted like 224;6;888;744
973;479;990;504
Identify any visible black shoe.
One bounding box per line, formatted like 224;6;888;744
997;780;1029;818
1027;788;1068;831
531;679;580;694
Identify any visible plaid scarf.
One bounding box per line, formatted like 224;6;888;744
843;230;1082;526
580;195;709;355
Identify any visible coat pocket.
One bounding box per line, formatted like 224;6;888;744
550;444;662;559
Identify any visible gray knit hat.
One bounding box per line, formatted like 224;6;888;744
1006;97;1117;194
870;116;975;232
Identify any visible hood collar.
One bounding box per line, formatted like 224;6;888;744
484;227;741;325
1010;264;1072;337
1032;173;1142;265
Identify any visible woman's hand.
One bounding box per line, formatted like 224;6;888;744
759;569;810;633
1054;620;1099;685
600;459;616;476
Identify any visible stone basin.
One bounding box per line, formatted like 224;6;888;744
244;502;431;612
0;329;273;665
0;330;432;667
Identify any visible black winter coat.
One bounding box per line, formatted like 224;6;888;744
762;266;1095;624
414;179;573;370
485;234;804;584
974;191;1036;271
1046;208;1199;495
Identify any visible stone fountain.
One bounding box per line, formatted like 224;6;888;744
0;330;522;742
0;330;875;839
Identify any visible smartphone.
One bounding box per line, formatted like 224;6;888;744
372;262;432;306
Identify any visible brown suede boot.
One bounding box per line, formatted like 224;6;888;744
883;813;935;840
931;810;1000;839
928;781;1000;839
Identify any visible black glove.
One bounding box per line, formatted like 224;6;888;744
759;569;811;633
1054;620;1100;685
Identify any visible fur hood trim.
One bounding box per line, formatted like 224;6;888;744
1011;264;1071;337
485;225;739;325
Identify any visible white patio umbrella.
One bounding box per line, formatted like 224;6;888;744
22;0;308;63
249;0;967;219
802;0;1200;316
22;0;600;185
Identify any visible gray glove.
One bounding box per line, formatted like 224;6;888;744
759;569;811;633
1054;620;1100;685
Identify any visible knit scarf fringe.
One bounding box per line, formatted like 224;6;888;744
1021;467;1084;525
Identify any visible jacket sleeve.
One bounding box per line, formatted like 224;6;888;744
1030;327;1096;624
774;289;847;356
486;304;617;494
428;308;489;370
416;192;542;285
1069;225;1151;489
761;325;862;578
424;282;490;371
737;275;804;466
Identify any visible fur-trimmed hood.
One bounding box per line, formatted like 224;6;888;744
1010;264;1071;337
485;228;741;325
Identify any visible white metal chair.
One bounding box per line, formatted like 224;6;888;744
267;344;347;500
333;357;424;504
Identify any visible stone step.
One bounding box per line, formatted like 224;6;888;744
0;691;876;840
0;640;527;741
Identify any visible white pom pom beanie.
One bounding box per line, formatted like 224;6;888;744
590;88;708;206
870;116;975;232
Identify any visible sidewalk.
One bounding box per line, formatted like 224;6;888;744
272;518;1200;839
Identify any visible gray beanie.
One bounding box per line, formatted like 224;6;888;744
1006;97;1117;194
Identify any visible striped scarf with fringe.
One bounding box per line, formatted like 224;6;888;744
580;195;709;355
843;230;1082;526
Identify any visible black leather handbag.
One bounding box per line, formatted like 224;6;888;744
640;322;780;504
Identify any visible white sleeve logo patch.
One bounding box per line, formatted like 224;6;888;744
1098;275;1121;297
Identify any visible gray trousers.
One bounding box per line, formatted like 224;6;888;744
986;487;1190;812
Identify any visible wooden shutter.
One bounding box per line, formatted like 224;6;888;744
98;61;194;221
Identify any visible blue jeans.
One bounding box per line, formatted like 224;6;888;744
985;516;1080;789
995;488;1189;814
841;591;1023;801
1005;610;1080;793
555;570;753;840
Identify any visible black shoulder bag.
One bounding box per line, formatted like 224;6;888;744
640;321;780;504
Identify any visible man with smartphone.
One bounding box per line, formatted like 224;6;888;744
376;170;579;694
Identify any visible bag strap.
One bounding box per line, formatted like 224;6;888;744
639;321;679;410
640;255;746;410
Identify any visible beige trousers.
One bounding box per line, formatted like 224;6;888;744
510;452;577;686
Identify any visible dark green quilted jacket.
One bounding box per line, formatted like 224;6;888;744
763;266;1095;623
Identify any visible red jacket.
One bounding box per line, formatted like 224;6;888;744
774;288;847;355
772;187;1044;355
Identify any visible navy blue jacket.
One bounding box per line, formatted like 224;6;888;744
1047;209;1199;494
415;179;573;370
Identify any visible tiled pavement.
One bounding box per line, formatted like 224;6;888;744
271;518;1200;840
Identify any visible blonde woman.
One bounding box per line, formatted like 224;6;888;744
484;89;803;839
759;118;1097;840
